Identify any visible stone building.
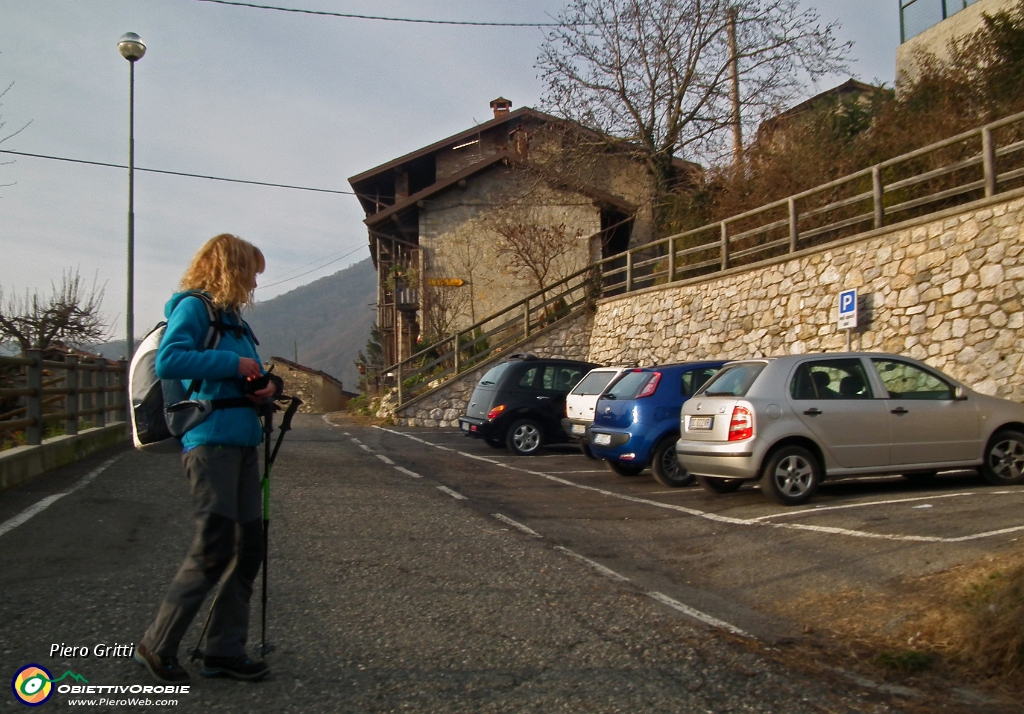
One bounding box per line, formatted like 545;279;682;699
268;357;349;413
897;0;1017;86
348;98;694;367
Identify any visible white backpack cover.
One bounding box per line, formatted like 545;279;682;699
129;294;226;452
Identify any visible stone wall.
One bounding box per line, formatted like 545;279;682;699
394;311;594;427
588;193;1024;402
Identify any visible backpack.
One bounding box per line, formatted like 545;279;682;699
129;292;257;453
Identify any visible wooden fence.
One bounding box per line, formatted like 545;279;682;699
384;107;1024;407
0;350;128;447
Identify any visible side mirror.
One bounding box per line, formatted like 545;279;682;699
954;386;968;401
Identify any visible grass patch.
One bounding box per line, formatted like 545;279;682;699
772;549;1024;695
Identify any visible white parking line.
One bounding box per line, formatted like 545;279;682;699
376;454;395;465
436;485;467;500
545;470;607;474
554;546;630;582
375;426;1024;544
748;491;982;521
493;513;543;537
647;591;751;638
359;444;372;452
350;437;361;444
0;455;123;539
394;466;422;479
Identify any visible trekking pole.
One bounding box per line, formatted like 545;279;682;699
258;395;301;656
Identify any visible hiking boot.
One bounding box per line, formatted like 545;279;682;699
134;643;190;683
201;655;270;681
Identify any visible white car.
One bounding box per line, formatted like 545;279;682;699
561;367;630;458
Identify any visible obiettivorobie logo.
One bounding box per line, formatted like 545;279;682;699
11;664;87;707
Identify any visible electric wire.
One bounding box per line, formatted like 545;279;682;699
195;0;563;27
257;243;367;290
0;148;356;196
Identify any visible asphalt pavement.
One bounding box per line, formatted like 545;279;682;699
1;414;1016;713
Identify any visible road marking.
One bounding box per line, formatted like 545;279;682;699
0;455;123;539
912;504;934;509
493;513;542;537
647;591;751;638
436;485;466;500
376;454;395;465
359;444;372;452
554;546;630;582
350;437;362;444
748;491;980;521
545;470;607;474
374;427;1024;544
394;466;422;479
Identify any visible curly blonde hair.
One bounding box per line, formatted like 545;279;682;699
180;234;265;310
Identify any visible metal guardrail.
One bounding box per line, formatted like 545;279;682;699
0;351;128;446
384;107;1024;407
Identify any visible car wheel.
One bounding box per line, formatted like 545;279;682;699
606;460;645;477
902;471;937;484
506;419;543;456
696;475;744;494
485;436;505;449
651;437;695;488
580;442;598;460
760;446;820;506
982;430;1024;485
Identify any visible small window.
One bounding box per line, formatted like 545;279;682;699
698;363;766;397
517;366;539;389
872;359;953;400
571;370;618;396
606;371;654;400
790;358;872;400
681;368;718;397
479;362;511;386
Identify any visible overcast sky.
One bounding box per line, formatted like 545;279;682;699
0;0;902;342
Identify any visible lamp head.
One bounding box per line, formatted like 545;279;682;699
118;32;146;62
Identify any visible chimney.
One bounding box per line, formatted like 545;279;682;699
490;97;512;119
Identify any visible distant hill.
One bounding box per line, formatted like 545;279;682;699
247;258;377;391
93;258;377;391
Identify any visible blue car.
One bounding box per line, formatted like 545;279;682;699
586;362;726;487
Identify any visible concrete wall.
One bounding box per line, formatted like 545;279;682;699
587;192;1024;402
897;0;1017;86
393;311;595;427
0;423;128;492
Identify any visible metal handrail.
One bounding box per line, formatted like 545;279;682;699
383;107;1024;407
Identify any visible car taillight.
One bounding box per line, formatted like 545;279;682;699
637;372;661;398
487;405;506;421
728;406;753;441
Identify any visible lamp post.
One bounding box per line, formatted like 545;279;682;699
118;32;145;356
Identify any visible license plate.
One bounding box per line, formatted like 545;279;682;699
688;416;714;430
460;422;469;432
571;424;586;435
593;433;612;446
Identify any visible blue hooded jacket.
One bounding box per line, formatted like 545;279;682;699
155;292;264;448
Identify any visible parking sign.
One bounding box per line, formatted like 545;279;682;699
838;288;857;330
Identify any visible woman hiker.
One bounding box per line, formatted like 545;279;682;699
134;233;276;683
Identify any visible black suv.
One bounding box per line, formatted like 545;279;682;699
459;355;598;455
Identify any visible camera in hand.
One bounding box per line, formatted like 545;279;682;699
244;371;284;400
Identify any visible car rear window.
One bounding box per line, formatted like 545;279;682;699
605;371;654;400
478;362;512;387
571;370;618;396
698;363;765;397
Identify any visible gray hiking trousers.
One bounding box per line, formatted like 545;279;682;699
141;445;263;658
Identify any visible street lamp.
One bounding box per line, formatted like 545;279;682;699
118;32;145;356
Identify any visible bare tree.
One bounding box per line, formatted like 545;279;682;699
0;270;108;353
0;77;32;190
537;0;850;192
494;218;583;294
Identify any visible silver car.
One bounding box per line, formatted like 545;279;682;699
676;353;1024;506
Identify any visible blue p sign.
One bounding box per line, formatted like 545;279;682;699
838;289;857;329
839;290;856;315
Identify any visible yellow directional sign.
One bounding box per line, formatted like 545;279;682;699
427;278;465;287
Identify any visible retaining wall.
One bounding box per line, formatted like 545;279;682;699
0;422;128;492
588;192;1024;402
